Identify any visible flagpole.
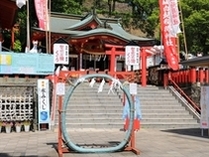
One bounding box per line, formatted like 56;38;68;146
45;0;49;53
48;0;51;54
178;0;188;60
26;0;30;51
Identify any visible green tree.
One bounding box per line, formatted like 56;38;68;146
180;0;209;55
51;0;84;14
13;0;209;55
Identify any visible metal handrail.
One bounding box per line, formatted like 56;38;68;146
169;78;201;113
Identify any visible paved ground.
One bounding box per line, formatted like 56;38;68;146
0;128;209;157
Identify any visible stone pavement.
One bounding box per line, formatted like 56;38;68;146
0;128;209;157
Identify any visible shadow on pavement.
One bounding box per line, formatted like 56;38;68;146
161;128;209;138
0;154;50;157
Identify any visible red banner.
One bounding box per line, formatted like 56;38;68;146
159;0;180;71
34;0;49;30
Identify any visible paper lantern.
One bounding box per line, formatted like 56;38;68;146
16;0;26;8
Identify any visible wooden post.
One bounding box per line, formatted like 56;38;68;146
141;48;147;87
163;72;168;89
58;94;63;157
205;68;209;84
190;67;196;83
199;68;204;84
110;47;116;77
124;95;140;155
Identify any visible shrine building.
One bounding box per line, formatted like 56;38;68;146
32;11;157;72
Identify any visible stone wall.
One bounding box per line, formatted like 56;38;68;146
182;82;209;107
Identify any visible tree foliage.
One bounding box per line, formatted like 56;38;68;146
51;0;84;14
180;0;209;54
12;0;209;55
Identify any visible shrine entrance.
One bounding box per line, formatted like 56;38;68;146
82;53;108;71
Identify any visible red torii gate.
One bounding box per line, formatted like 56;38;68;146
105;44;150;87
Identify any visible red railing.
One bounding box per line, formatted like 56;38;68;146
169;77;201;113
170;68;209;84
58;70;135;81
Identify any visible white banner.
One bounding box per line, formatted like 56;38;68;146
37;79;50;124
53;43;69;64
169;0;181;36
125;46;140;66
200;86;209;129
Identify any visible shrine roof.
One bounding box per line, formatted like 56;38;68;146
33;12;155;42
180;55;209;67
70;26;153;42
65;12;103;30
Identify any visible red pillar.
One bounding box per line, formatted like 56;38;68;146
199;68;204;84
163;72;168;89
141;48;147;87
205;68;209;83
190;67;196;83
185;70;189;83
175;71;179;83
110;47;116;76
179;71;182;84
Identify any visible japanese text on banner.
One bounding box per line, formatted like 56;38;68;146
37;79;50;124
125;46;140;66
53;43;69;64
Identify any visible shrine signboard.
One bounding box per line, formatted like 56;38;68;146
200;86;209;129
125;45;140;66
53;38;69;65
37;79;50;128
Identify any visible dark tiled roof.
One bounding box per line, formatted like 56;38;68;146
180;55;209;67
33;12;155;42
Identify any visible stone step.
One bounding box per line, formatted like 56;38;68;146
64;109;123;113
66;104;183;110
141;108;187;113
70;95;177;101
140;122;199;129
142;113;191;118
66;118;123;123
54;83;199;129
140;102;180;105
64;112;192;119
56;123;123;129
66;113;123;118
65;117;195;123
62;107;186;114
141;117;196;123
54;122;199;129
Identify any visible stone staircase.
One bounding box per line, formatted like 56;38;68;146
138;85;199;128
54;82;124;129
54;82;199;130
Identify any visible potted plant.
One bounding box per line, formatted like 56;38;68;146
4;122;13;133
15;122;22;133
23;120;31;132
0;121;4;133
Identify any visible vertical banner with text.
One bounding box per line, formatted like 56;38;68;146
53;43;69;64
34;0;49;30
159;0;181;70
37;79;50;124
125;45;140;70
200;86;209;129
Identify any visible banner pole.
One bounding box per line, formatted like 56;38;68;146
26;0;30;52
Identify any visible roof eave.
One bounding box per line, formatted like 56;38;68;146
180;56;209;67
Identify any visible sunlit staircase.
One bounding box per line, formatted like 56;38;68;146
54;82;199;130
138;85;199;128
